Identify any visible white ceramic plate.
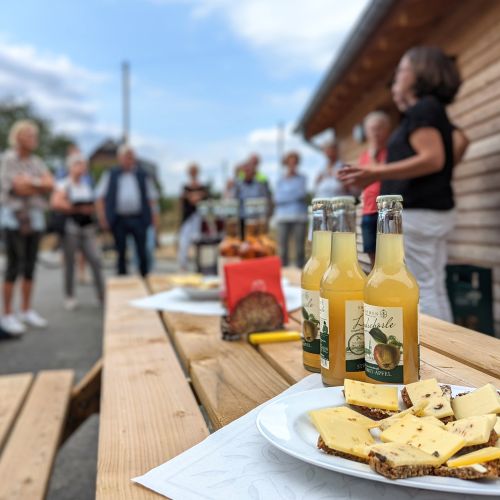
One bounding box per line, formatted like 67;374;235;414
256;384;500;496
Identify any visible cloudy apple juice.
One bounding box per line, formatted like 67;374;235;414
320;197;366;386
301;198;333;372
364;195;419;385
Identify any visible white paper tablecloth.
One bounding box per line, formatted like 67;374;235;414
130;285;302;316
133;375;490;500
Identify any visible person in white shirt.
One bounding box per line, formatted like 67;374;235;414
51;154;104;310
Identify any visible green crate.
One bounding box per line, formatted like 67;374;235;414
446;264;494;336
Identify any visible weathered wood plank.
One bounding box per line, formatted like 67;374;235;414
63;358;102;442
420;314;500;379
0;373;33;451
148;275;292;427
96;276;209;500
258;341;309;384
191;344;289;429
420;347;500;388
0;370;74;500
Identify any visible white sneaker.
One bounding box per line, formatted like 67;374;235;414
1;315;26;335
18;310;48;328
64;297;78;311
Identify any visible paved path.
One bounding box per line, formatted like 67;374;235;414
0;254;177;499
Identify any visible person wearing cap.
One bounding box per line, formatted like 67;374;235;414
51;153;104;310
338;46;468;321
95;144;159;276
274;151;308;267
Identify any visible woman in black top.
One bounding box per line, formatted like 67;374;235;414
339;46;468;321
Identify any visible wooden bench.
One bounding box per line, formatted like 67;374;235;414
0;370;74;500
96;276;209;500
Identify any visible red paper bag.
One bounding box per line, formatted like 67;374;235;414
223;256;288;322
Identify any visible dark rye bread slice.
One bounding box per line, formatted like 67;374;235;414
342;390;398;420
455;430;499;456
434;459;500;480
368;451;434;480
317;436;368;464
401;384;455;423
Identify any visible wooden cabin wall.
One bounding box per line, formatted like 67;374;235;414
332;0;500;335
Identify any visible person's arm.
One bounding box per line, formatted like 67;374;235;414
94;172;110;229
146;177;161;229
50;183;72;212
338;128;445;189
453;128;469;164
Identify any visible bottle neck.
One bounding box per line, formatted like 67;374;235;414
374;208;405;267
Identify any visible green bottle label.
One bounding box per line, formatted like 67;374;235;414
301;289;320;355
319;297;329;369
364;304;404;383
345;300;365;372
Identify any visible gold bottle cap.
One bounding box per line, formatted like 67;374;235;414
376;194;403;203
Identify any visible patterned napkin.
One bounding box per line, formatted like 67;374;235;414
132;374;483;500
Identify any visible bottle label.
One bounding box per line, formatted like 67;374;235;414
319;297;329;369
301;289;320;355
364;304;404;383
345;301;365;372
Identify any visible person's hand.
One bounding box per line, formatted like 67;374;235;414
12;174;33;196
337;164;380;190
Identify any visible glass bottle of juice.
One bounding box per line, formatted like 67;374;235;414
320;196;366;386
364;195;419;384
301;198;333;372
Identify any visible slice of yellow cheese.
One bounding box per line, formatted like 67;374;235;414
377;400;429;431
380;414;465;465
446;446;500;468
405;378;444;403
369;442;441;467
451;384;500;419
446;414;497;446
420;395;454;419
311;416;375;459
418;416;446;428
344;379;399;411
309;406;379;429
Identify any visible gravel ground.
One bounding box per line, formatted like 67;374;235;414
0;252;177;500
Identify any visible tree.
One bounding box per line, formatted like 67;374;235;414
0;100;75;168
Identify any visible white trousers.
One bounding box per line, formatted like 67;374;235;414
177;213;201;269
403;209;456;322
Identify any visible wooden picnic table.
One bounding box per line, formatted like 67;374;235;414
96;269;500;499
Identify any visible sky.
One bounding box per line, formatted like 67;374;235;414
0;0;370;194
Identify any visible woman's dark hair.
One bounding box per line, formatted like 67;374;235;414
404;46;461;105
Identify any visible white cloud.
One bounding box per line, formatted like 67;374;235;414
153;0;370;73
0;38;108;126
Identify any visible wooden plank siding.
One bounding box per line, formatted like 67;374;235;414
332;0;500;336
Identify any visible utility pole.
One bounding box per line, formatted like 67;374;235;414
122;61;130;143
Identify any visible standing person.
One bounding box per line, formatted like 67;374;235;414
0;120;54;335
314;140;350;198
234;158;271;237
359;111;391;266
339;46;468;322
178;163;209;271
95;144;159;277
274;151;308;267
51;153;104;310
